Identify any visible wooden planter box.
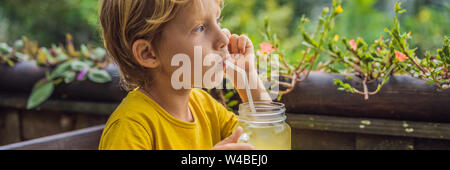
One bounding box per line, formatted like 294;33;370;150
0;61;126;102
281;72;450;123
1;63;449;150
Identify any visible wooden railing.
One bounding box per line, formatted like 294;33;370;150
0;125;104;150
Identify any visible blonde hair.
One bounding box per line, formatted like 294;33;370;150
100;0;224;91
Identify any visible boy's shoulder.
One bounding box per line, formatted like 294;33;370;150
190;88;210;98
107;90;159;125
189;88;218;106
189;88;231;116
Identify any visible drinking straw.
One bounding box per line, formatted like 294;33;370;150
225;60;257;113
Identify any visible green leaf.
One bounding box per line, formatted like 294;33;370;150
224;91;235;100
50;60;73;79
83;60;95;67
87;69;112;83
41;47;55;64
334;79;355;93
27;80;55;109
326;65;340;74
81;44;90;57
31;79;46;92
53;78;64;85
6;59;14;66
14;52;29;61
345;76;354;80
92;48;106;60
334;79;344;86
384;28;391;34
63;71;76;84
398;9;407;14
227;100;239;108
263;17;275;42
14;40;24;49
301;30;318;48
0;43;12;54
70;60;89;71
425;80;435;85
383;65;395;83
55;48;69;61
342;83;352;91
362;54;374;63
45;71;52;80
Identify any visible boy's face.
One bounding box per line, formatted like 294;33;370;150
155;0;228;89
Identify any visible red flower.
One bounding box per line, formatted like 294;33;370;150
395;51;409;61
257;42;274;55
349;40;357;51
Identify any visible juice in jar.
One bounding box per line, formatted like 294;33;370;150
237;102;291;150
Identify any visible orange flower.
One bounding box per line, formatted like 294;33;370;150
336;5;344;14
257;42;274;55
349;40;357;51
395;51;409;61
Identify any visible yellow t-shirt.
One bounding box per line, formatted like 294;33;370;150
98;88;239;150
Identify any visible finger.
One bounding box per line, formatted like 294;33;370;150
221;29;231;52
218;126;243;145
244;36;254;56
222;29;232;51
231;126;243;143
230;34;239;54
227;126;243;144
238;35;247;54
222;28;231;38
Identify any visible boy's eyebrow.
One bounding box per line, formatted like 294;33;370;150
182;3;221;31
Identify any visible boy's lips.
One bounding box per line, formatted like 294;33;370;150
214;50;231;68
222;56;231;68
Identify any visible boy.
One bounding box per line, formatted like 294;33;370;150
99;0;272;150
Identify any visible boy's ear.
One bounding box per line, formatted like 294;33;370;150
132;39;159;69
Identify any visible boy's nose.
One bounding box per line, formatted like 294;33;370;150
214;28;230;51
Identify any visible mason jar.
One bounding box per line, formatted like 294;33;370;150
236;102;291;150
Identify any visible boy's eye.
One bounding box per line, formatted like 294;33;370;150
194;25;206;32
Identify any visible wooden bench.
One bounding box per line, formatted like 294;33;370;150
0;125;104;150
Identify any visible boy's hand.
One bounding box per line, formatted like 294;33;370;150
212;127;255;150
221;28;273;102
222;28;256;74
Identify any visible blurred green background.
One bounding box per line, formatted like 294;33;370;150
0;0;448;62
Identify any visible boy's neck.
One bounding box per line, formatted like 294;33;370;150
140;77;194;123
